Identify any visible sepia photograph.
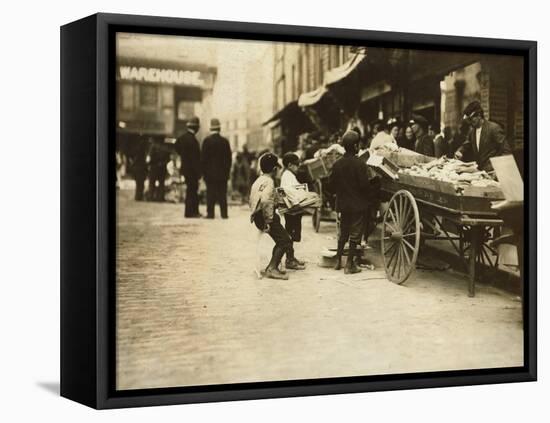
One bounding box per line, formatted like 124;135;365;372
114;31;525;391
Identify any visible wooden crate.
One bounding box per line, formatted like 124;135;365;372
304;157;329;180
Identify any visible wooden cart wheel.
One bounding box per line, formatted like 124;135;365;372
381;190;421;284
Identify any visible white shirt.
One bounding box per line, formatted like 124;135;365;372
280;169;300;188
475;127;482;150
370;131;396;150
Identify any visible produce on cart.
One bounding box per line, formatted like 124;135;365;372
368;151;505;296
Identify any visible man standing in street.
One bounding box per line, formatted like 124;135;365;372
329;130;373;275
455;101;511;172
175;117;202;218
410;114;435;157
201;118;232;219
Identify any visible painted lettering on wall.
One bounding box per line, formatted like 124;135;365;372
119;66;204;87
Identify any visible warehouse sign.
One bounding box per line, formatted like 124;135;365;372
118;66;205;87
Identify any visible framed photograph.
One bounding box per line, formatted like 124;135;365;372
61;13;536;409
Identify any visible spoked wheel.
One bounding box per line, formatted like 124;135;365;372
381;190;421;284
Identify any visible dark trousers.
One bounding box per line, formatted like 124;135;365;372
284;213;302;260
134;175;145;201
184;176;200;217
149;166;166;202
254;213;292;254
339;211;364;244
206;180;228;218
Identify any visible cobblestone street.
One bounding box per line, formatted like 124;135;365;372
116;190;523;390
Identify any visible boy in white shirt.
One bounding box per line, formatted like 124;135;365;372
280;152;306;269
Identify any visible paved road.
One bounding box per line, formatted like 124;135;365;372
116;190;523;390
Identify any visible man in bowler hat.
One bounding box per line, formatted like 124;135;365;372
175;117;202;218
201;118;232;219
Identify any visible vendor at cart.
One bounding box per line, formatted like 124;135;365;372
454;101;511;172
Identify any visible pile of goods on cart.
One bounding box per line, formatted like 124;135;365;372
399;157;501;193
368;145;504;199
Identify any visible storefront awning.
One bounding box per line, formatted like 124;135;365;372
263;101;300;126
297;86;328;108
324;53;366;87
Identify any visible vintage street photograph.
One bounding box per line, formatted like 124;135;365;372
115;32;525;390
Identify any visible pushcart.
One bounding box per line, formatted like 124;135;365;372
377;174;504;297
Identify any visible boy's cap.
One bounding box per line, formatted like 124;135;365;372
342;130;360;149
282;152;300;167
259;153;281;173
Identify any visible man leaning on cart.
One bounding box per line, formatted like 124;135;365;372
455;101;512;172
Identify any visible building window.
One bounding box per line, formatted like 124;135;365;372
120;83;134;111
139;84;158;109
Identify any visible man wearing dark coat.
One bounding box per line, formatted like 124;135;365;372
175;117;202;218
329;130;373;275
201;118;232;219
455;101;511;172
410;114;435;157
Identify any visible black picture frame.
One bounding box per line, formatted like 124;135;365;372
60;12;537;409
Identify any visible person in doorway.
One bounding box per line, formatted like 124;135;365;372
249;153;293;280
410;115;435;157
455;101;511;172
175;117;202;218
280;152;306;270
201;118;232;218
329;130;373;274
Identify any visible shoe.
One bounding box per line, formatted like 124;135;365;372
264;268;289;280
286;259;306;270
206;215;215;219
334;256;342;270
344;257;362;275
293;257;306;266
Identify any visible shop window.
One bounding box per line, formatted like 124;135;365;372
139;85;158;109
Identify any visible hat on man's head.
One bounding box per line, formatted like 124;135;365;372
210;118;221;131
462;101;484;119
259;153;281;173
187;116;200;129
409;114;428;129
282;152;300;168
342;130;360;151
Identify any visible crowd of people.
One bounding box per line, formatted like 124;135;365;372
248;100;511;280
118;100;511;281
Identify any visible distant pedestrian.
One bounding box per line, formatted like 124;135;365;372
201;118;232;218
132;134;150;201
232;152;251;204
175;117;202;218
148;136;171;202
